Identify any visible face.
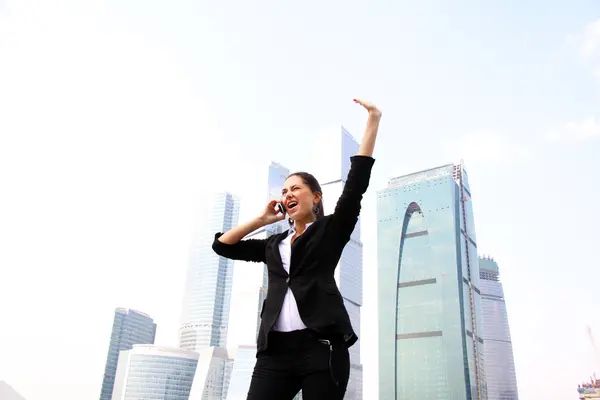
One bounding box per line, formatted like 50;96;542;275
281;175;320;222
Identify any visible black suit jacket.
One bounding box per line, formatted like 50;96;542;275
212;155;375;353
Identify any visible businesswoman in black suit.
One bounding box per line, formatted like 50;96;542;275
212;98;381;400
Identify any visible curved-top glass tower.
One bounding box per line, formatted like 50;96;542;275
377;162;487;400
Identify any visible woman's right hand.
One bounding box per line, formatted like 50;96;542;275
257;200;286;226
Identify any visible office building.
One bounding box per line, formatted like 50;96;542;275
178;192;240;400
316;127;364;400
99;308;156;400
479;256;519;400
189;347;233;400
225;161;290;400
179;192;240;350
224;345;257;400
377;162;487;400
111;345;198;400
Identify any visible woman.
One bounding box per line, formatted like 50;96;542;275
212;99;381;400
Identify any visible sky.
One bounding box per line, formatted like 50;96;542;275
0;0;599;399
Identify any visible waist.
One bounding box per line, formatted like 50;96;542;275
268;329;344;347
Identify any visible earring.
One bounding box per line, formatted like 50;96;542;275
313;205;319;215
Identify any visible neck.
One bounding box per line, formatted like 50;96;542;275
294;217;315;235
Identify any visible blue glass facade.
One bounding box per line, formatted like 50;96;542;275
377;163;486;400
99;308;156;400
112;346;199;400
224;162;290;399
225;346;257;400
124;355;197;399
479;257;519;400
180;192;240;351
320;128;363;399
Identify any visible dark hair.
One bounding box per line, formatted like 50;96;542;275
286;171;324;223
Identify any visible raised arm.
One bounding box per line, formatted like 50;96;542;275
212;200;284;263
329;99;381;239
354;98;382;157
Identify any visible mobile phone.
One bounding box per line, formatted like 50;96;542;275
277;203;285;214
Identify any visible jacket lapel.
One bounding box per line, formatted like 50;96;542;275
271;232;289;277
289;221;318;277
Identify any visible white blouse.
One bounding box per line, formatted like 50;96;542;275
271;222;313;332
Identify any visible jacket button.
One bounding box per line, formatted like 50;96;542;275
286;277;290;284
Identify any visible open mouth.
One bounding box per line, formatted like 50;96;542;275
287;201;298;212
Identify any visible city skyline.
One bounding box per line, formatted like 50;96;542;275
95;160;519;400
377;162;487;399
4;146;537;400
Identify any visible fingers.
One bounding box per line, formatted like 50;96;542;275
353;98;371;109
354;98;381;116
266;200;286;218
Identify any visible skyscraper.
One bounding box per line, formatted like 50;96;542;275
316;127;364;400
479;256;519;400
178;192;240;400
226;161;290;400
111;345;198;400
190;347;233;400
179;192;240;351
377;162;487;400
99;308;156;400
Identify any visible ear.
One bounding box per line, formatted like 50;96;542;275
313;192;322;205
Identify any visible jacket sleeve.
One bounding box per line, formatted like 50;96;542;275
211;233;268;263
329;155;375;240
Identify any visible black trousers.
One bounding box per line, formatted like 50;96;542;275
246;329;350;400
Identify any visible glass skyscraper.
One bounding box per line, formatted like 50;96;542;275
179;192;240;350
317;127;363;400
99;308;156;400
111;345;198;400
225;345;258;400
189;347;232;400
377;162;487;400
479;256;519;400
226;161;290;400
